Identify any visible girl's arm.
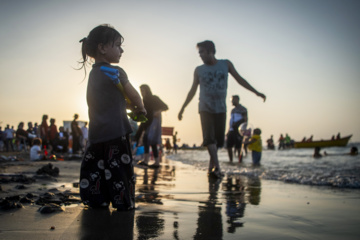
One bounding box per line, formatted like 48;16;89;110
123;81;146;114
117;67;146;114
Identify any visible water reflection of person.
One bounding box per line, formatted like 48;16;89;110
136;210;165;240
79;208;134;240
136;167;164;239
223;174;246;233
137;168;162;204
247;176;262;205
194;177;223;239
135;162;176;239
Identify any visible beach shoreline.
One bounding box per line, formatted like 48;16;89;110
1;153;360;239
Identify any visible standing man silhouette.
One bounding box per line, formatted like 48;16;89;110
178;40;266;178
226;95;247;162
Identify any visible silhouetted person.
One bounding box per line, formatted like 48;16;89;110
350;147;358;156
178;40;266;178
267;135;275;150
71;114;82;154
226;95;247;162
135;84;168;168
40;114;49;149
313;147;322;158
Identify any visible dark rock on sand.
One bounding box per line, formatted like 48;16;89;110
19;196;34;203
36;192;63;205
35;189;82;206
15;184;26;189
0;174;36;184
36;163;59;177
38;203;64;214
0;187;81;212
0;192;37;210
0;198;24;210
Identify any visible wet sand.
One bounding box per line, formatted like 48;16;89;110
1;153;360;239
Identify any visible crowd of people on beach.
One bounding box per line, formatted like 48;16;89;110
0;114;89;160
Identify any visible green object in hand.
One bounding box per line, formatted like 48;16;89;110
128;112;148;123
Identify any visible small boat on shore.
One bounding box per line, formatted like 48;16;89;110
293;135;352;148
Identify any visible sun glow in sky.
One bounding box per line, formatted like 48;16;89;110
1;0;359;145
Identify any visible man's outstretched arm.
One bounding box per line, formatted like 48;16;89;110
178;70;199;120
227;60;266;102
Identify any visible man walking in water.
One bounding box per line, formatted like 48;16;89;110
226;95;247;162
178;40;266;178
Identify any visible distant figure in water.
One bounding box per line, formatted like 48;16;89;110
266;135;275;150
313;146;322;158
323;146;358;157
278;134;285;150
350;146;358;156
226;95;247;162
245;128;263;165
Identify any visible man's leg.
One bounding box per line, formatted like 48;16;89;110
227;131;234;162
213;112;226;170
227;147;233;162
207;143;219;171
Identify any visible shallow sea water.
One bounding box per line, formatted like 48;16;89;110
163;143;360;239
167;142;360;188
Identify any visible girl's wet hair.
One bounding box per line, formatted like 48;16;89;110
78;24;123;76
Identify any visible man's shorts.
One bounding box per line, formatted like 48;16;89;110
200;111;226;148
227;131;242;148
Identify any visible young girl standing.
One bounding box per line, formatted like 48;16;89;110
78;24;146;210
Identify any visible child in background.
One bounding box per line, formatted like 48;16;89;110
78;24;146;211
30;138;47;161
246;128;262;165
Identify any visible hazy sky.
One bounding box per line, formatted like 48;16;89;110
1;0;359;145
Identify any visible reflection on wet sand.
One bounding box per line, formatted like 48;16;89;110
134;157;176;239
222;174;261;233
78;157;262;239
79;208;135;240
194;177;223;239
247;176;261;205
223;174;246;233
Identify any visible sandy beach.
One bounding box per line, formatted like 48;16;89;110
1;152;360;240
